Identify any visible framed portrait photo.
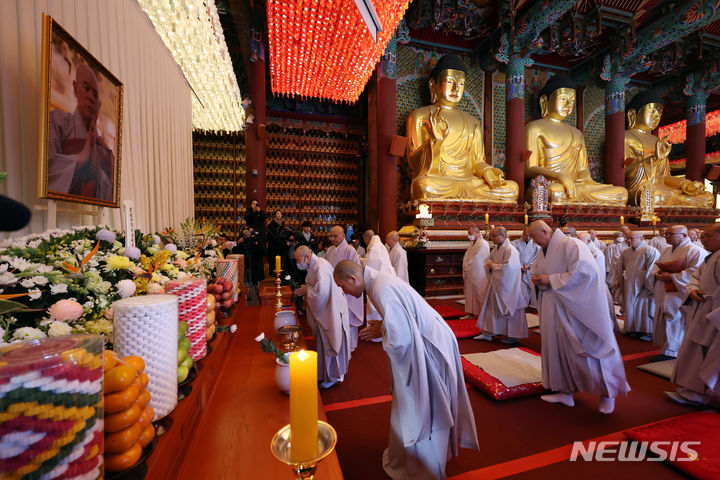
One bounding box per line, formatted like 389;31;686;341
38;13;123;208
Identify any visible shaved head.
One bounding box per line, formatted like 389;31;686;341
386;230;400;248
363;230;375;243
628;232;644;249
489;226;507;244
333;260;365;297
294;245;312;259
528;220;552;248
329;226;345;247
665;224;688;248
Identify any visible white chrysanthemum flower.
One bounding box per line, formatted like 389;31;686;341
50;283;69;295
48;321;72;337
7;257;32;271
230;325;237;333
117;279;137;298
28;289;42;300
0;272;16;284
12;327;46;341
20;279;35;288
31;276;48;286
35;265;54;274
254;332;265;342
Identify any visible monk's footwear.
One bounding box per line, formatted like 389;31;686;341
664;391;703;406
650;354;675;362
540;392;574;407
598;397;615;414
501;337;519;344
319;381;337;389
473;333;493;342
638;334;652;342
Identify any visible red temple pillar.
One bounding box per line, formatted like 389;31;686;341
377;65;398;238
245;33;267;208
505;56;526;204
604;78;628;187
685;95;707;182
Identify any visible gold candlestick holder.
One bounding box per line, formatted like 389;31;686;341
270;420;337;479
276;268;284;311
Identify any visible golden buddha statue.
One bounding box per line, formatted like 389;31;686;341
624;91;713;208
525;74;628;206
405;54;518;202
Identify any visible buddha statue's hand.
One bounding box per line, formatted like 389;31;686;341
482;167;506;188
557;173;576;198
655;136;671;160
424;107;449;141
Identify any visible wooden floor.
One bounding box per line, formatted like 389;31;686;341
153;294;714;479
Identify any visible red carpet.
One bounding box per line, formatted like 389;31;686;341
432;304;468;319
446;319;482;339
625;411;720;480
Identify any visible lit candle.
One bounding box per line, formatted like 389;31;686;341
524;214;528;225
275;255;282;273
484;213;489;225
620;216;624;225
290;350;318;461
652;217;657;226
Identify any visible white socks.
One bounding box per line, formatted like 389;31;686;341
598;396;615;414
540;392;575;407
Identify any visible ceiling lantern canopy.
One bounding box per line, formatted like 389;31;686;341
266;0;410;103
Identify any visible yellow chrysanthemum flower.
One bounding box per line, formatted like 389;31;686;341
104;255;135;271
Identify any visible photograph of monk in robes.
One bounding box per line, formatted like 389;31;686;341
39;16;123;207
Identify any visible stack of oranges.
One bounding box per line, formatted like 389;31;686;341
103;351;156;472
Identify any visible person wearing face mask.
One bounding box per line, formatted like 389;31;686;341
293;246;351;389
652;225;704;358
616;232;660;341
605;231;628;306
462;226;489;319
512;228;541;309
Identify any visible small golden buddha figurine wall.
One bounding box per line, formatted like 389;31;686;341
624;90;713;208
405;54;518;203
524;73;628;206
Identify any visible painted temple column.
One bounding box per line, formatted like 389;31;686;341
685;94;708;182
604;77;628;187
376;54;399;237
505;55;526;204
245;26;267;208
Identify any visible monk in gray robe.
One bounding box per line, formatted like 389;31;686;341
652;225;704;357
387;231;409;283
528;221;630;414
324;226;364;351
294;246;351;388
463;226;489;317
668;225;720;405
512;228;541;308
616;233;660;339
334;261;479;480
474;227;527;344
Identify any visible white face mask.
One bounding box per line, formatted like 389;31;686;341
468;235;475;241
296;261;309;271
616;238;625;243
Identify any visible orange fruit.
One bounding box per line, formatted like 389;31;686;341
137;388;151;409
104;442;142;472
103;351;119;372
105;423;143;453
104;401;143;433
104;365;137;394
139;372;149;389
122;356;145;374
137;423;155;448
105;383;141;414
136;405;153;430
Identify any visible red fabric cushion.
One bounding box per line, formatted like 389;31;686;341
624;412;720;480
446;319;481;339
461;355;547;400
432;304;467;320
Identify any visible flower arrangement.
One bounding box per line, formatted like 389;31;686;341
254;332;288;364
0;225;221;347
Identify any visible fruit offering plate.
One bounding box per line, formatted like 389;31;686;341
107;437;158;480
177;365;199;401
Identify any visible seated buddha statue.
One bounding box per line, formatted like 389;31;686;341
405;54;518;203
624;90;713;208
524;74;628;206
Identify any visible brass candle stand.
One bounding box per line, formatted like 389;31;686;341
271;421;337;479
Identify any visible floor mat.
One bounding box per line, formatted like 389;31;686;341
637;360;676;380
461;348;546;400
624;411;720;480
426;294;464;300
456;299;466;305
446;319;481;339
432;304;467;319
462;348;542;387
526;312;539;329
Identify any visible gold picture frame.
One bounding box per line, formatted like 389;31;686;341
38;13;123;208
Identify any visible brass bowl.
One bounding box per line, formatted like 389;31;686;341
276;325;302;352
270;421;337;479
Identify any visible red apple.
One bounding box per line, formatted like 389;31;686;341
220;291;232;301
221;299;233;309
222;282;233;292
216;277;227;285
